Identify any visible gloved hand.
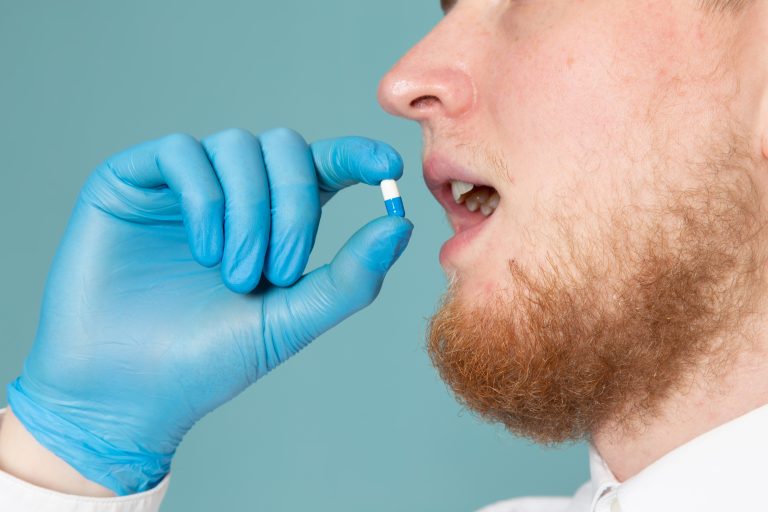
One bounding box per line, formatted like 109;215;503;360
7;128;413;496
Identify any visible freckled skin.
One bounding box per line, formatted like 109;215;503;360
380;0;760;306
379;0;768;479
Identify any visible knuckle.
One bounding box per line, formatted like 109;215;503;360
214;127;256;147
160;132;199;155
162;132;197;147
261;127;304;146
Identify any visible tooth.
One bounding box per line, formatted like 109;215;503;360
472;188;490;204
480;204;493;216
451;180;475;203
465;196;480;212
487;192;500;209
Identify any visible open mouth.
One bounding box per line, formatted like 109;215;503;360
451;180;500;217
423;156;503;265
433;180;500;234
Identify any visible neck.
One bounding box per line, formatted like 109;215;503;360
592;341;768;482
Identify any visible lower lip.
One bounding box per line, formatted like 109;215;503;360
429;183;497;268
438;212;490;267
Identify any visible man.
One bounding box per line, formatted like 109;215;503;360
1;0;766;511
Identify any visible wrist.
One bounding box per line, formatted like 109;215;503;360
0;407;115;497
6;378;173;496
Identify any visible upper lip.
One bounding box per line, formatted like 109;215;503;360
422;154;497;208
423;154;495;193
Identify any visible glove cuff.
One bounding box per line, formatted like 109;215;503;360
6;378;172;496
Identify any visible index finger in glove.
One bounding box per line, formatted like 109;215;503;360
310;137;404;206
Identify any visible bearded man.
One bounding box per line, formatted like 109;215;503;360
381;0;768;509
1;1;767;511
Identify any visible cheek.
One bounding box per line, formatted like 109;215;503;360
479;4;712;228
488;33;640;177
454;2;726;296
483;3;700;185
480;32;640;265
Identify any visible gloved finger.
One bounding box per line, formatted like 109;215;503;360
257;216;413;375
202;129;271;293
259;128;321;288
310;137;404;206
101;134;224;267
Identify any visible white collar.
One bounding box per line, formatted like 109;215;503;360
588;403;768;512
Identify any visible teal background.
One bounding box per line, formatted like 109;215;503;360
0;1;588;510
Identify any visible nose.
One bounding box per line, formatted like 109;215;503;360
377;21;476;122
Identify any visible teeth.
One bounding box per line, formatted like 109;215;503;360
451;180;475;203
473;187;490;204
465;196;480;212
449;180;500;216
488;192;500;209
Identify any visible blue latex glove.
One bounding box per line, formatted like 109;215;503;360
7;128;413;496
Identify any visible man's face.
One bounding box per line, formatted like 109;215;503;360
378;0;768;442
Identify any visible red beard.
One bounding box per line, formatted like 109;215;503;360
428;157;764;443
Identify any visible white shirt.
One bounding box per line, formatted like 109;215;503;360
2;403;767;512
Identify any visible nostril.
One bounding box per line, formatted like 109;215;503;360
410;95;441;110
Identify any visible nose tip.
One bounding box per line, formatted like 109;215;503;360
377;72;412;118
377;62;476;121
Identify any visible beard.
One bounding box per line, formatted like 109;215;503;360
427;135;767;444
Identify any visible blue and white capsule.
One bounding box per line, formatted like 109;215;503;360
380;179;405;217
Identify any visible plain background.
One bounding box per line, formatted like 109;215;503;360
0;1;589;510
